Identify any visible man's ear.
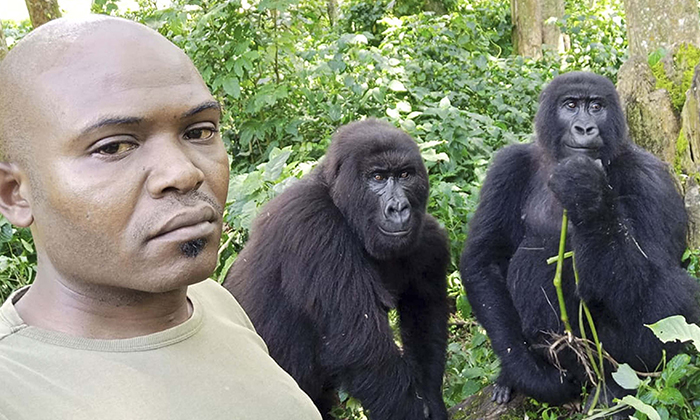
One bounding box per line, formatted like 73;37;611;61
0;162;33;227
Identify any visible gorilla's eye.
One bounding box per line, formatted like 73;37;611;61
590;102;603;112
564;100;577;109
400;171;410;179
373;173;385;181
184;126;218;141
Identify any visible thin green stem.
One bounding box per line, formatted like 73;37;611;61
553;210;573;334
573;255;605;379
573;254;606;413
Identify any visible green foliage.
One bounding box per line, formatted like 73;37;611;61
443;323;499;406
91;0;121;14
682;247;700;278
650;44;700;112
0;218;35;302
214;147;314;281
572;316;700;420
1;19;32;49
560;0;627;81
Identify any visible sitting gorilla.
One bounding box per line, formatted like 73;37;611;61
224;119;450;420
460;72;700;405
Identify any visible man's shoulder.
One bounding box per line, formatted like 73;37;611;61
0;287;27;342
0;318;11;340
188;279;256;331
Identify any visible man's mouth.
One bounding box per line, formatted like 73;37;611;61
150;206;218;241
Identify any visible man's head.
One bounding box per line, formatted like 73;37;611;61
0;16;229;294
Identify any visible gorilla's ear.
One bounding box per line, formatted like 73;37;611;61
0;162;33;227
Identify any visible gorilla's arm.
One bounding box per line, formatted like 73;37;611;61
461;145;579;404
398;216;450;420
548;149;700;369
278;182;429;420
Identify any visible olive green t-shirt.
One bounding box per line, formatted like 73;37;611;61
0;279;322;420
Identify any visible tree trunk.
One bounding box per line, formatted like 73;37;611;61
511;0;543;58
511;0;564;57
424;0;448;14
0;22;8;62
327;0;338;27
541;0;564;53
25;0;62;28
618;0;700;248
624;0;700;58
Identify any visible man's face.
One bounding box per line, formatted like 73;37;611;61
22;28;229;292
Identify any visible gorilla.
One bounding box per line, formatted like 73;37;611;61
460;72;700;406
224;119;450;420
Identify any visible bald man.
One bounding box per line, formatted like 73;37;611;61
0;16;321;420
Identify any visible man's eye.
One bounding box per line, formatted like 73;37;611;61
95;142;137;155
184;127;217;140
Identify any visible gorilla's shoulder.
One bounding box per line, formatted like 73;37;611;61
614;143;670;171
490;142;537;169
249;174;348;240
481;143;538;190
420;215;449;244
411;214;450;263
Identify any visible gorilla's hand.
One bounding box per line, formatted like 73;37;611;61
548;154;610;224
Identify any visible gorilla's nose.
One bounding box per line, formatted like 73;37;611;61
571;123;602;149
573;123;598;136
385;198;411;225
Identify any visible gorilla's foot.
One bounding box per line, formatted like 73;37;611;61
491;383;512;404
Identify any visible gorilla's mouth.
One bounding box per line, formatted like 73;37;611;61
565;145;600;157
378;226;411;237
565;145;598;151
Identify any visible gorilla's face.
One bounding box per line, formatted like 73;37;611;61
558;96;607;160
362;157;428;260
535;71;627;164
325;120;429;261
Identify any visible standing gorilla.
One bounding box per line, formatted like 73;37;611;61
224;119;450;420
461;72;700;405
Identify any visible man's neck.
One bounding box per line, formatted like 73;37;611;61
14;275;193;340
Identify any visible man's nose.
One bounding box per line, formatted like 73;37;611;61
145;137;205;198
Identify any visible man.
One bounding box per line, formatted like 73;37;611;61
0;15;322;420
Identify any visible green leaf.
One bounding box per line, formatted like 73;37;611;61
388;80;407;92
620;396;660;420
421;149;449;162
222;77;241;99
217;255;236;284
657;387;684;406
406;111;422;120
612;363;642;390
329;105;342;122
456;294;472;318
21;238;33;253
661;353;690;387
263;148;292;181
439;96;451;109
648;47;667;67
0;224;13;243
396;101;412;113
418;140;447;150
646;315;700;352
386;107;400;120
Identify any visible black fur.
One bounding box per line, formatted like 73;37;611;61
460;72;700;405
224;119;450;420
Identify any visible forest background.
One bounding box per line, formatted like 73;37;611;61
3;0;700;418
